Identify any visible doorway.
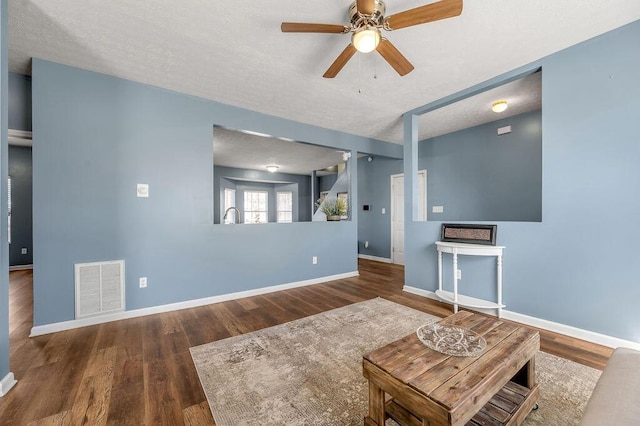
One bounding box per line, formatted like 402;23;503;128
8;130;33;271
391;170;426;265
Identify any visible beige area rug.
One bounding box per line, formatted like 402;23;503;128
190;298;601;425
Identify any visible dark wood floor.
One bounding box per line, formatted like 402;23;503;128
0;260;612;425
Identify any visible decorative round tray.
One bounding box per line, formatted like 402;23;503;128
416;323;487;357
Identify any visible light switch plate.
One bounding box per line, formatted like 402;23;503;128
432;206;444;213
137;184;149;198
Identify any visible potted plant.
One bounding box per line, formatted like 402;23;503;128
316;197;347;221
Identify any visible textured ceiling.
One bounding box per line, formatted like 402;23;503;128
421;71;541;139
8;1;640;144
214;127;346;176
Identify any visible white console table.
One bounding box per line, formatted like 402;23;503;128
435;241;506;318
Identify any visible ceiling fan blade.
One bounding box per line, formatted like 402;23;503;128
356;0;376;15
385;0;463;31
323;44;357;78
376;39;414;76
281;22;348;33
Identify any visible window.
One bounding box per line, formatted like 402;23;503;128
338;192;349;220
244;191;268;224
224;188;236;224
277;192;293;223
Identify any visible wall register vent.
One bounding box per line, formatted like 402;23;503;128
75;260;125;319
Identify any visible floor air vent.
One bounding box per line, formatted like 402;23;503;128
75;260;125;319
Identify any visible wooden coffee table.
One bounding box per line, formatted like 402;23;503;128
363;311;540;426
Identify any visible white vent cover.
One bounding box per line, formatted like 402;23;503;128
75;260;125;319
497;125;512;136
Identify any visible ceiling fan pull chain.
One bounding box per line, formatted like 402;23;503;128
373;56;378;79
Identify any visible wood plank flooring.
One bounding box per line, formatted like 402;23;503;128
0;260;612;425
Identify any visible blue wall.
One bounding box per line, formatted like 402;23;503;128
8;146;32;265
419;111;542;222
404;20;640;343
318;173;338;192
357;155;402;259
357;110;541;260
8;72;31;131
31;59;401;326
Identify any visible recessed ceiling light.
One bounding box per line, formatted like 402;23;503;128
492;101;508;113
266;165;279;173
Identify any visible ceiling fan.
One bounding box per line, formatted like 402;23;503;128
281;0;463;78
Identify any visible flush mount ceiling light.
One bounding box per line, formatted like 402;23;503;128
352;25;381;53
492;101;508;113
266;165;279;173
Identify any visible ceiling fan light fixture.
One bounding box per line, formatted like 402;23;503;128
266;165;279;173
352;25;380;53
492;101;508;113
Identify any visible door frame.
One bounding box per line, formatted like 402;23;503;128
390;170;427;264
390;173;403;264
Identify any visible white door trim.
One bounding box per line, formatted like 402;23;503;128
417;170;427;222
390;173;404;265
390;171;427;264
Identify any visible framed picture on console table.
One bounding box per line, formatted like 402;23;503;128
440;223;497;246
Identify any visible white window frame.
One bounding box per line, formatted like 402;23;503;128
244;190;268;224
224;188;236;224
276;191;293;223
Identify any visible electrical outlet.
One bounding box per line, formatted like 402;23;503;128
139;277;147;288
456;269;462;280
312;256;318;265
21;248;27;255
432;206;444;213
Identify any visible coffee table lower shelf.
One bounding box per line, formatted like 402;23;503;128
369;381;539;426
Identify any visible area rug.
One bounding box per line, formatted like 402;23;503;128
190;298;601;425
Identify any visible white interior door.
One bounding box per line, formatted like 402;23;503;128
391;174;405;265
391;171;427;265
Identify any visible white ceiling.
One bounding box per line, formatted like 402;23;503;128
213;72;541;174
422;71;541;139
8;1;640;144
214;127;346;176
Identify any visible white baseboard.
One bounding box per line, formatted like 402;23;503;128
500;310;640;351
9;264;33;271
358;254;392;264
0;372;17;397
404;286;441;302
30;271;359;337
403;285;640;351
